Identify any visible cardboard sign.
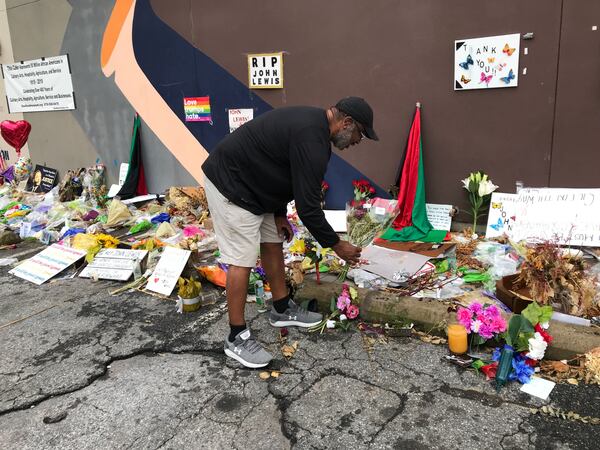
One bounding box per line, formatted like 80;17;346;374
2;54;76;113
79;248;148;281
512;188;600;247
10;244;86;285
248;53;283;89
228;108;254;133
425;203;453;231
455;33;520;91
145;247;191;296
485;193;518;239
26;165;58;193
183;96;212;122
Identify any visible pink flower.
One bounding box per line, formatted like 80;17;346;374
490;316;507;333
346;304;359;320
183;225;204;238
469;303;483;315
478;323;494;340
485;305;500;317
456;307;472;329
337;295;350;312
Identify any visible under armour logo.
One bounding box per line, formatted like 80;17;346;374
234;347;242;355
288;315;297;320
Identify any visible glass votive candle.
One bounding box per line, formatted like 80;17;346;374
447;324;468;355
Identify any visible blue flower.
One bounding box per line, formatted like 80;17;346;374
508;354;534;384
492;347;501;362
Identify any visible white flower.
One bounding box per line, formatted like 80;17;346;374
326;320;336;329
340;314;348;321
478;179;498;197
541;322;550;329
471;320;482;333
461;177;471;191
527;332;548;360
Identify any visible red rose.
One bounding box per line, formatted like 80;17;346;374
534;323;553;344
369;187;375;194
481;362;498;380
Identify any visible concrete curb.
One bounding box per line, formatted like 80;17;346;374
295;278;600;360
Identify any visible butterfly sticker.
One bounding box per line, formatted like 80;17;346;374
479;72;493;85
459;54;474;70
500;69;515;85
460;75;471;84
492;202;503;209
503;43;516;56
489;218;503;232
496;62;507;71
487;57;495;63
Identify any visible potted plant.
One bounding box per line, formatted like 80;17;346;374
176;276;202;313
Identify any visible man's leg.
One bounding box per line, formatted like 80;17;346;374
226;265;252;333
260;242;288;301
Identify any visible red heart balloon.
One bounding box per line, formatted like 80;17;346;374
1;120;31;153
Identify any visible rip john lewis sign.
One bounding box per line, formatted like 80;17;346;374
248;53;283;89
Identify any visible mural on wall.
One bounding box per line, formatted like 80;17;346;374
454;33;520;90
100;0;387;209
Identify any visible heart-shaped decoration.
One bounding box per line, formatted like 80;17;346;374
154;277;159;283
1;120;31;154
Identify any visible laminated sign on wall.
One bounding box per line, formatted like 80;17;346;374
1;54;75;112
228;108;253;132
454;33;520;90
248;53;283;89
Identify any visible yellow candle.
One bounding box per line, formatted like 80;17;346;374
447;324;468;354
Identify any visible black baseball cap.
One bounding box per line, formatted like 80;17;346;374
335;96;379;141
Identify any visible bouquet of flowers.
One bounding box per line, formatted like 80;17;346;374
461;171;498;232
350;179;375;207
456;302;508;346
309;283;360;333
346;196;400;248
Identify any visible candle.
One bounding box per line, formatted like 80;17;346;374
447;324;468;354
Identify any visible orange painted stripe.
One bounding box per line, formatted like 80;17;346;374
101;0;135;68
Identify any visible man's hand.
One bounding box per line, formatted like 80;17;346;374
274;216;293;242
332;240;361;265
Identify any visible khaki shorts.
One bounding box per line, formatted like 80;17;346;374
204;177;283;267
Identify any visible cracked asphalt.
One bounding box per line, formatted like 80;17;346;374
1;246;599;449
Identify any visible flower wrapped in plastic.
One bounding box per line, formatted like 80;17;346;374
346;197;400;248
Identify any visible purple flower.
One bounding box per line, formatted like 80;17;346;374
478;323;494;340
255;266;266;278
485;305;500;318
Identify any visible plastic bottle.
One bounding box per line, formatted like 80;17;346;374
255;280;267;313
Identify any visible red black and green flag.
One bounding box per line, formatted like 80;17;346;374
118;113;148;199
379;104;448;243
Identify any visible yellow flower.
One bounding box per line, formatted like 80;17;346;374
96;234;120;248
289;239;306;254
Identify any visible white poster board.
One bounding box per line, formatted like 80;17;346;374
79;248;148;281
145;247;191;296
228;108;253;133
10;244;86;285
485;193;518;239
247;53;283;89
361;245;431;282
454;33;520;90
512;188;600;246
425;203;453;231
2;55;75;113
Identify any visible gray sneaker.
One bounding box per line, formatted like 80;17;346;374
224;329;273;368
269;299;323;328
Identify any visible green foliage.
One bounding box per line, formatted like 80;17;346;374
177;276;201;299
521;302;553;326
505;315;534;348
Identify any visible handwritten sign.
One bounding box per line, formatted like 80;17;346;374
228;108;254;133
512;188;600;246
10;244;86;285
425;203;453;231
79;249;148;281
485;193;518;239
145;247;191;296
248;53;283;89
455;33;520;91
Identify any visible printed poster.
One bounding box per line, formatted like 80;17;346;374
248;53;283;89
2;54;75;112
454;33;520;90
26;165;58;193
183;97;212;122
